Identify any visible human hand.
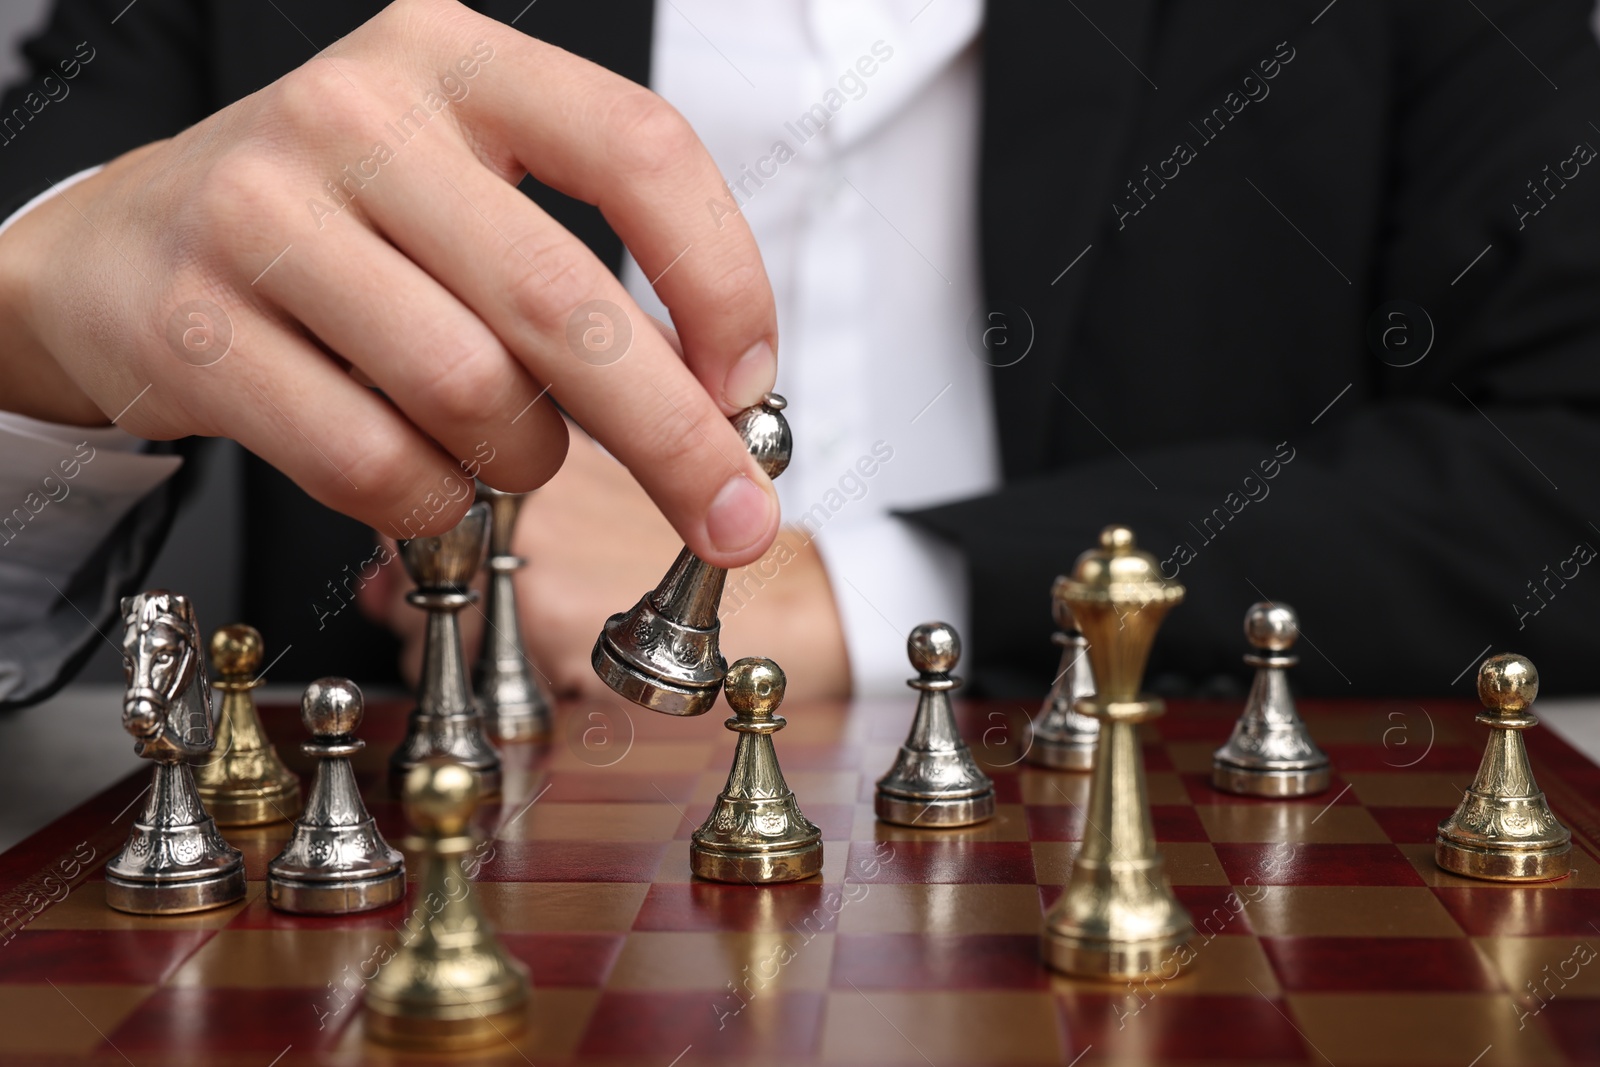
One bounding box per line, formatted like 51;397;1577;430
359;422;851;701
0;0;780;567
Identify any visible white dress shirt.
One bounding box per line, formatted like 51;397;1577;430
0;0;998;699
627;0;998;693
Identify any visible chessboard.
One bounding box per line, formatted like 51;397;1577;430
1;694;1597;1066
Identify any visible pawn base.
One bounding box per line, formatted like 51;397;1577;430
1027;736;1096;771
591;636;719;717
105;867;246;916
875;790;996;828
201;781;303;828
1042;927;1193;981
691;840;823;884
1436;836;1571;882
269;868;406;915
365;1000;527;1052
1211;760;1330;798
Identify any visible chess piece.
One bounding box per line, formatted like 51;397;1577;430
1042;526;1191;978
193;624;302;825
691;658;823;883
1026;591;1099;770
106;591;245;915
473;483;553;742
593;393;791;716
365;758;530;1050
388;503;502;796
269;678;405;914
1436;654;1572;881
875;622;996;827
1211;602;1331;796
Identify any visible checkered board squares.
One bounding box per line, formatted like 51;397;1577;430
0;697;1597;1065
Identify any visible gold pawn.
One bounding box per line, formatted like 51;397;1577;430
194;625;301;825
1436;654;1572;881
365;759;529;1050
691;658;823;883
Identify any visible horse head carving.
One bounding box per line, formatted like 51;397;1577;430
121;590;215;763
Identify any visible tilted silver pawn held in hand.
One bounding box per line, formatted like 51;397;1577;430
473;483;553;742
593;393;792;716
1211;601;1331;796
875;622;996;827
269;678;405;914
1026;587;1099;770
106;591;245;915
691;657;823;883
388;502;502;796
1436;653;1572;882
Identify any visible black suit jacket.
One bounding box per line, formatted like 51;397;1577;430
5;0;1600;701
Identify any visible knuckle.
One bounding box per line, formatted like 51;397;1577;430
424;341;504;425
504;238;601;334
606;90;699;180
272;60;380;143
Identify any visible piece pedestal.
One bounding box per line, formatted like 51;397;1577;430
1211;761;1331;797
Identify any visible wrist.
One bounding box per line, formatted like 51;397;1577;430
0;176;113;425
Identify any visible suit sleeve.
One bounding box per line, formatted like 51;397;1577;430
0;0;211;708
904;1;1600;699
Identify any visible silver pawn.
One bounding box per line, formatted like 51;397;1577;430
592;393;791;716
876;622;996;827
473;484;553;742
1211;601;1331;796
269;678;405;914
388;502;502;796
1026;588;1099;770
106;591;245;915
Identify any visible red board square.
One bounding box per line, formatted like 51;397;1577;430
1432;887;1600;936
1261;936;1502;993
633;882;840;933
831;933;1047;990
479;841;667;882
106;986;353;1054
541;771;699;803
1321;741;1482;773
1213;842;1424;886
578;990;824;1057
1056;992;1308;1061
500;932;625;987
845;841;1035;884
0;929;213;985
1025;804;1087;842
1174;886;1257;936
1366;806;1449;844
1538;998;1600;1065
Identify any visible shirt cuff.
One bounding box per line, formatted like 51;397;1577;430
0;419;182;702
0;165;104;239
810;516;970;696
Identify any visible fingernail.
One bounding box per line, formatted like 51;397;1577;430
706;473;774;554
723;340;777;411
